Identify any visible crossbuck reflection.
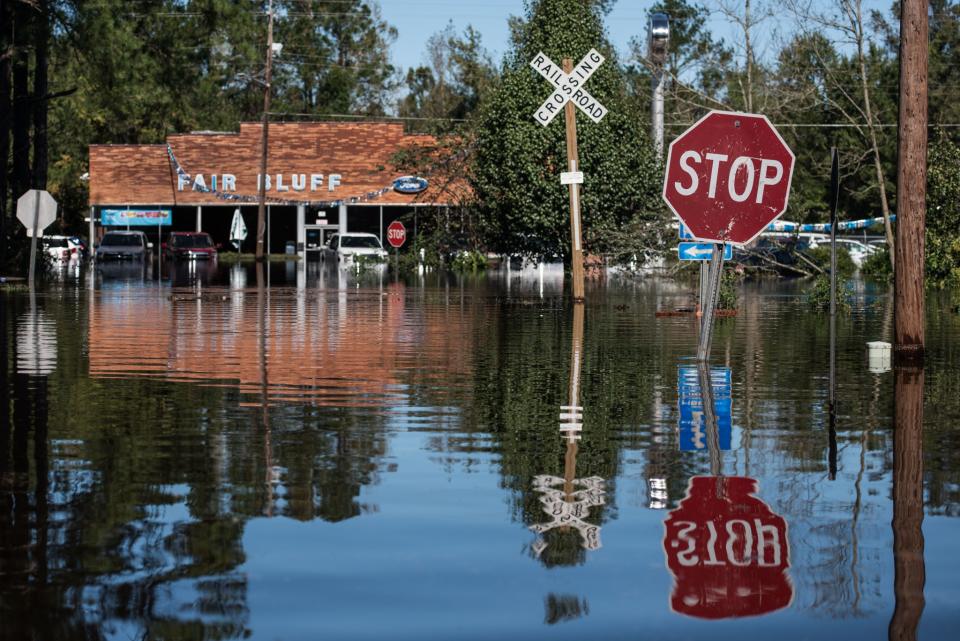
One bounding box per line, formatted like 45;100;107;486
529;303;606;557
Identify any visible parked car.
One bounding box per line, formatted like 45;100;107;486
164;231;217;260
96;231;151;260
41;235;83;263
321;233;388;263
807;237;879;268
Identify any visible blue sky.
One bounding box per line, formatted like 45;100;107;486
378;0;893;75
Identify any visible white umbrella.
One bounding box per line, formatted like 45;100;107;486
229;208;248;250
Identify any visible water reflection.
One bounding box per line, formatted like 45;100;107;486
1;278;957;639
663;475;793;619
889;366;925;641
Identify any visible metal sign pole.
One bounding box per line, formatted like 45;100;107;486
28;190;40;290
697;361;722;478
696;243;725;361
828;147;840;479
698;261;707;313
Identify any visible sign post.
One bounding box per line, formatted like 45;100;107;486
663;111;795;360
16;190;58;290
530;48;608;301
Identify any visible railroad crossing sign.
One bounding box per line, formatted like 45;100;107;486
386;220;406;248
530;49;608;125
663;110;795;246
663;476;792;618
17;189;57;238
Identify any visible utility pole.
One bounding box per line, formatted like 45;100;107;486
255;0;275;261
894;0;928;362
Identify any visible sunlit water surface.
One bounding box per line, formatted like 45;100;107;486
2;261;958;640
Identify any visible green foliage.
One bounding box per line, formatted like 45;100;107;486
804;245;856;279
471;0;664;261
926;135;960;288
861;245;893;280
717;268;739;310
398;24;498;133
450;250;487;272
806;274;852;312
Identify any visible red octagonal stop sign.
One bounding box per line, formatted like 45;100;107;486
663;111;795;246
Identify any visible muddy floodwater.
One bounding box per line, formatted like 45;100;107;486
2;261;959;640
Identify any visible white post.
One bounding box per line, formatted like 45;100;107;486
296;204;305;258
652;69;665;160
28;191;40;290
379;205;384;245
196;205;202;232
88;206;96;259
338;202;348;235
267;205;271;256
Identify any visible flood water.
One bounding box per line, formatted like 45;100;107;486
2;261;958;640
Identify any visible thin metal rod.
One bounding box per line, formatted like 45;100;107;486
28;191;40;290
696;243;724;361
829;147;839;479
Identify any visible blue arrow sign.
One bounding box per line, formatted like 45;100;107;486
677;242;733;261
678;366;732;452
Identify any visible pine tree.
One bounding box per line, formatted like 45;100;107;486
471;0;663;261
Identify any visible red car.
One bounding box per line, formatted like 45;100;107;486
164;232;218;260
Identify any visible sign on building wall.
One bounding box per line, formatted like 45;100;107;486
101;209;172;226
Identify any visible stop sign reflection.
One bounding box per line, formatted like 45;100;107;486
662;111;795;246
663;476;793;619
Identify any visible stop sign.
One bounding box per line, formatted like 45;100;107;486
386;220;406;248
663;111;795;246
663;476;792;619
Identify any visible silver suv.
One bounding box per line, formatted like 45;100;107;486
96;231;152;260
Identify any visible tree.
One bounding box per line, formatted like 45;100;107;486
626;0;733;125
925;135;960;287
398;23;497;132
471;0;663;261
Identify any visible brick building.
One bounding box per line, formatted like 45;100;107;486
88;121;467;255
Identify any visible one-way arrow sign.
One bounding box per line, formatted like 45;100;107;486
678;242;732;261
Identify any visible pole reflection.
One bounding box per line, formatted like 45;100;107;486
530;303;606;565
889;365;925;641
664;359;792;619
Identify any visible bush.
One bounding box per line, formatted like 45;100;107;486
717;269;739;310
861;246;893;281
804;245;856;279
450;250;488;273
807;274;852;312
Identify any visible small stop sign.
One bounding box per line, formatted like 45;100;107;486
386;220;406;248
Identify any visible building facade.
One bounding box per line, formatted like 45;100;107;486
88;121;466;255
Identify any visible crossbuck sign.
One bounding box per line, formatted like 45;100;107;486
530;49;608;125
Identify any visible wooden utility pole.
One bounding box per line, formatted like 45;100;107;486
894;0;927;362
562;58;585;301
255;0;274;261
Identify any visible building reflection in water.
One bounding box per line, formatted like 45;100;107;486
889;365;925;641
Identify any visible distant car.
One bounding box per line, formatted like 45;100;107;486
96;231;151;260
808;237;879;268
41;235;83;263
164;231;217;260
321;233;388;263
